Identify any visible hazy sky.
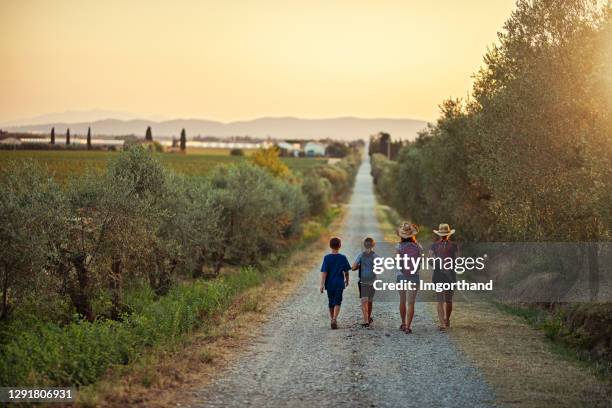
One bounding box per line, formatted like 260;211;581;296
0;0;516;123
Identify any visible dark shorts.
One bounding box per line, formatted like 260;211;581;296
358;282;375;300
327;289;343;308
432;270;457;284
436;290;454;302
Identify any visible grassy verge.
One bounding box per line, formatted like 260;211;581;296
494;302;612;378
374;203;612;407
1;267;265;387
60;206;344;407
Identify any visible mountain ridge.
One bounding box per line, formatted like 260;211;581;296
2;116;429;141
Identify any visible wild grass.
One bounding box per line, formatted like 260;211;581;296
494;302;612;378
0;267;262;387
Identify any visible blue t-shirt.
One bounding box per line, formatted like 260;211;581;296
321;253;351;291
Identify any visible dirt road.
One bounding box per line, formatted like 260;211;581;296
190;155;495;407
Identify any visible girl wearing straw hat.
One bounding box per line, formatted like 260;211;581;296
396;222;422;334
429;223;458;331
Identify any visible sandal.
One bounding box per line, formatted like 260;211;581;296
439;325;447;332
405;327;413;334
331;319;338;330
361;323;370;328
399;324;406;332
369;317;373;324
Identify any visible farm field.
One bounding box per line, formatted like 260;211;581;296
0;149;326;180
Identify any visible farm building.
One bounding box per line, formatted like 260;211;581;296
304;142;326;156
0;137;22;145
276;141;301;157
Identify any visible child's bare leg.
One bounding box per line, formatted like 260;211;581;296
445;300;453;325
368;301;373;321
333;305;341;320
437;301;446;327
329;308;334;319
399;290;407;327
360;299;369;324
406;290;417;330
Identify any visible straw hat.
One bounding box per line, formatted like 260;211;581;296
433;223;455;236
397;222;419;238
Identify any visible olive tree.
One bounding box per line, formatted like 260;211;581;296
0;161;65;319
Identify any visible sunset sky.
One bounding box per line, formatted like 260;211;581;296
0;0;516;124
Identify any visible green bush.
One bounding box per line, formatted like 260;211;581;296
309;149;361;203
301;176;330;216
0;146;311;322
0;143;358;388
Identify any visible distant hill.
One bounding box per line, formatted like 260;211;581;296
2;116;429;141
1;109;167;127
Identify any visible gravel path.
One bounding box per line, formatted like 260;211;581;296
190;155;495;408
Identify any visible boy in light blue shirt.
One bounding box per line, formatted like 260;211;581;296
352;237;380;327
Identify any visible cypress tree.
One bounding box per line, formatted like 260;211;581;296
50;127;55;144
180;128;186;151
66;128;70;145
87;127;92;150
145;126;153;141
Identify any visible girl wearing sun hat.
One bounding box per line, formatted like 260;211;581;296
396;221;422;334
429;223;459;331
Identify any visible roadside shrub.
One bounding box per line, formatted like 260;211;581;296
325;142;350;158
0;142;357;388
0;161;66;320
206;163;306;272
305;148;361;204
250;146;291;179
230;148;244;156
301;176;330;216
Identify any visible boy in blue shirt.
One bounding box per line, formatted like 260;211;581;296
320;237;351;330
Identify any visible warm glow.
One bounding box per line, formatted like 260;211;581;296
0;0;516;123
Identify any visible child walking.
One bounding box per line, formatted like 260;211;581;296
429;223;459;331
352;237;380;328
320;237;351;330
396;222;422;334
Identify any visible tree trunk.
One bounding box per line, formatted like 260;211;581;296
109;258;122;320
153;257;173;296
71;254;95;322
213;252;225;276
0;264;9;320
192;254;205;279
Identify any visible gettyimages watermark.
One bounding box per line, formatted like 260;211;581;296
371;252;492;293
341;241;612;303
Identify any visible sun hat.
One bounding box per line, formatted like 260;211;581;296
433;223;455;236
397;222;419;238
